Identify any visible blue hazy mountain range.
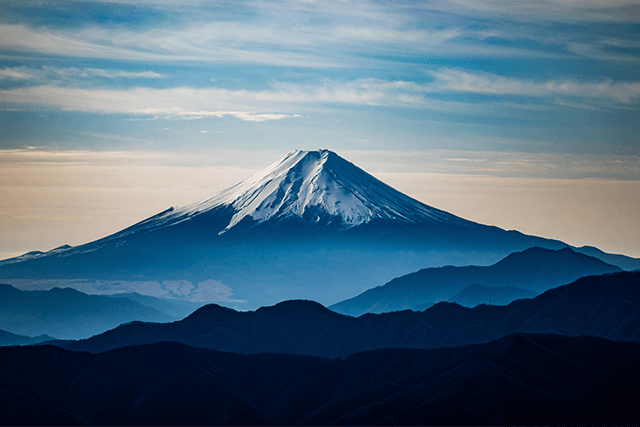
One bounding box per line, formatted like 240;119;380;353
0;329;53;347
0;247;617;341
330;246;622;316
2;334;639;426
0;284;202;340
51;271;640;357
0;150;638;309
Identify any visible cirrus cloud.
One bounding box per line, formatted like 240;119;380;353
1;72;638;119
429;69;640;105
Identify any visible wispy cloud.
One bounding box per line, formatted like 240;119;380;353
0;23;336;67
1;0;635;77
565;41;640;63
429;69;640;105
2;71;638;118
422;0;640;22
0;24;170;61
0;67;33;79
0;80;468;118
0;18;571;70
14;0;638;22
178;111;294;122
346;148;640;180
0;65;167;82
47;67;168;79
0;84;306;121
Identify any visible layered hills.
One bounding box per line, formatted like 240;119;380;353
0;284;177;340
3;149;637;309
55;271;640;357
0;329;53;347
330;246;622;315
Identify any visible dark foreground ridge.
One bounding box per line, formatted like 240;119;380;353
55;270;640;357
1;333;639;425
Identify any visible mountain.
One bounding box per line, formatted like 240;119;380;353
55;271;640;357
0;329;53;347
2;334;640;425
1;149;637;309
0;283;176;340
447;284;538;308
330;246;622;316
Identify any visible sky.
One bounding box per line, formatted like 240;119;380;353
0;0;639;260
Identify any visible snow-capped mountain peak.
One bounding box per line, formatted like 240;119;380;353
133;149;470;235
218;149;372;231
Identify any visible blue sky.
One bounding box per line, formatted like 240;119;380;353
0;0;639;258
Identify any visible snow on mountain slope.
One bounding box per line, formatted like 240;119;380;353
128;149;472;236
